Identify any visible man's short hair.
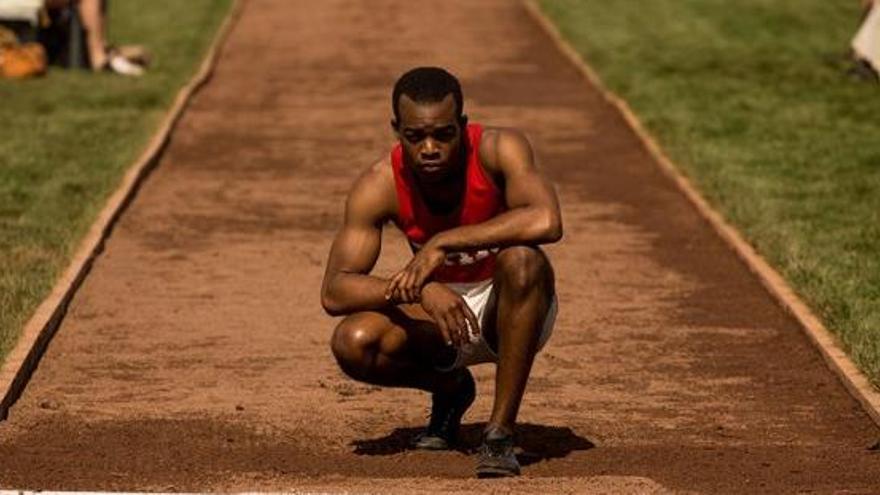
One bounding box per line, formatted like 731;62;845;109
392;67;464;125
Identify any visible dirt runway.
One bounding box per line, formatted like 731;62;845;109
1;1;879;493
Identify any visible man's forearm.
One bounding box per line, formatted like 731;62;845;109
321;272;393;316
431;206;562;253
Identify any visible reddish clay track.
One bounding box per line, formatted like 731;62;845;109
1;1;879;493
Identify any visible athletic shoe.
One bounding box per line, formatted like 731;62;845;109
476;428;520;478
412;368;476;450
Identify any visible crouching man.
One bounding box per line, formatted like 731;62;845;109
320;67;562;478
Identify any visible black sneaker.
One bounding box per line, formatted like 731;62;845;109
476;428;520;478
412;369;476;450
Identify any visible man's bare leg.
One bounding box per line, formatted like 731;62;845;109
480;246;554;476
77;0;109;70
332;306;461;393
331;306;476;449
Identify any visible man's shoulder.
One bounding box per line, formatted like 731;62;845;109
477;126;533;174
346;157;397;220
360;155;394;184
478;125;531;149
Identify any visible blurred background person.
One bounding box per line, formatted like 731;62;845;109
0;0;147;76
44;0;146;76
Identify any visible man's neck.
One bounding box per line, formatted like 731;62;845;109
416;165;466;216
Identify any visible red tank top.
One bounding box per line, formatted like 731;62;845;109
391;124;505;283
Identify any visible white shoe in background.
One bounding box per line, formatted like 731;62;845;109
107;54;145;77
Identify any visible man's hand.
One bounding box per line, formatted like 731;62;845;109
384;241;446;303
419;282;480;347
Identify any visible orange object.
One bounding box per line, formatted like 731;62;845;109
0;42;47;79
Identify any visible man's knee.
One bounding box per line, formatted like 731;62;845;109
330;317;382;381
494;246;553;295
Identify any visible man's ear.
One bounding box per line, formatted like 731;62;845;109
390;119;400;135
459;114;469;128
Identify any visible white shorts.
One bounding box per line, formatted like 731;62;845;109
436;279;557;370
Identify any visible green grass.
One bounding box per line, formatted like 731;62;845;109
0;0;232;362
539;0;880;385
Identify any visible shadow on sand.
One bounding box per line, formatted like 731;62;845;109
351;422;594;466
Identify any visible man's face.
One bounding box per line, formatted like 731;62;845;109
395;94;463;183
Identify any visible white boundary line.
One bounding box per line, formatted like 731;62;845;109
0;0;244;421
522;0;880;427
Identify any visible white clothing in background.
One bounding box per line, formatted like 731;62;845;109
853;3;880;71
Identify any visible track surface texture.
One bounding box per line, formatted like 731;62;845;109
2;1;879;493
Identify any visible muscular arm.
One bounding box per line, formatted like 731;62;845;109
432;128;562;252
320;162;397;316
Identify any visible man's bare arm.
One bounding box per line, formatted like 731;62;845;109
433;128;562;251
320;163;397;316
